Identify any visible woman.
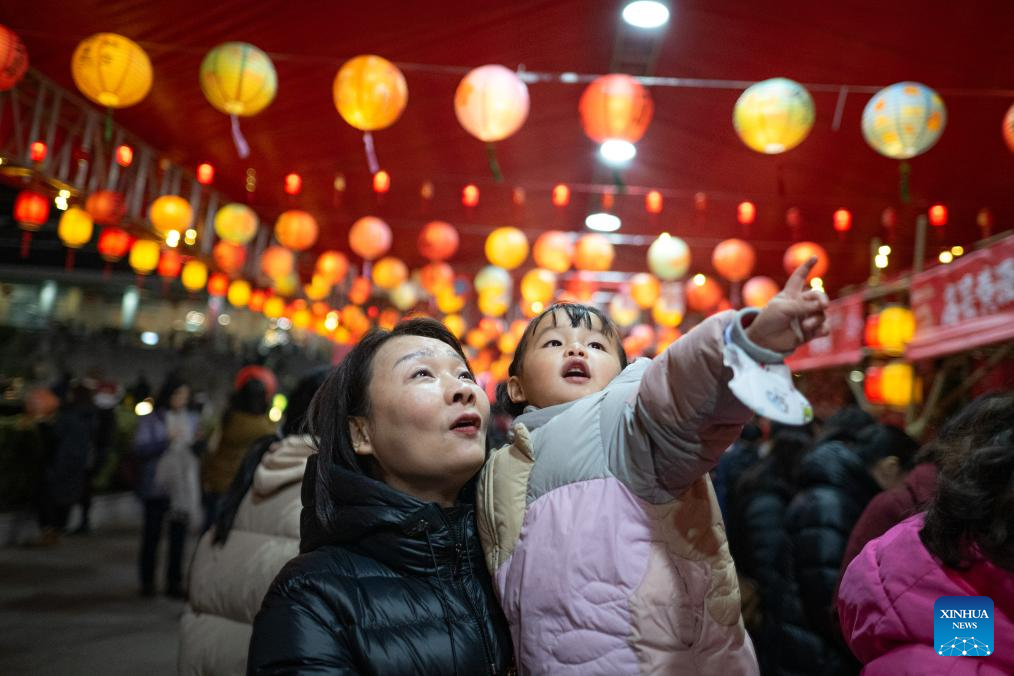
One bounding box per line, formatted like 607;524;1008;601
248;319;513;675
133;377;201;598
179;368;327;676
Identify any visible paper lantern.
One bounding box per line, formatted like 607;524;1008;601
274;210;319;251
58;208;93;248
478;288;509;317
349;216;392;261
436;288;466;314
418;221;459;261
71;33;151;108
273;272;300;297
98;227;131;262
390;282;419;311
575;234;614;272
304;275;332;302
181;260;208;291
712;238;756;283
455;65;530;142
928;204;947;227
115;144;133;167
247;289;267;312
520;269;557;305
485;227;529;270
630;273;661;309
475;265;512;295
13;189;49;257
609;294;640;328
334;55;407;131
1004;103;1014;152
865;314;882;350
85;190;126;226
647;233;691;281
341;305;371;337
0;25;29;91
652;290;685;328
207;272;229;297
862;82;947;159
197;163;214;185
733;78;815;154
419;262;455;294
348;277;372;305
579;74;653;143
498;332;519;355
158;249;182;278
263;296;285;319
833;208;852;233
533;231;574;273
214;203;258;245
126;239;158;274
372;170;390;194
315;251;349;284
881;362;917;407
743;276;779;308
783;242;829;280
149;195;193;235
877;306;916;354
737;202;756;226
260;246;294;280
685;275;723;313
552;184;570;208
645;190;663;215
372;256;408;290
462;184;480;207
227;279;251;307
864;366;884;404
212;241;246;275
443;314;466;339
563;272;598;302
200;42;276;116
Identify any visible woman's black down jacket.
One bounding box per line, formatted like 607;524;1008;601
247;456;514;675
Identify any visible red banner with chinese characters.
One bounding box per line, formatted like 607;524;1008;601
907;234;1014;361
786;292;865;371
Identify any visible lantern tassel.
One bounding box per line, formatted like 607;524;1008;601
611;170;626;193
20;232;31;259
485;143;504;183
363;132;380;175
230;114;250;159
899;161;911;204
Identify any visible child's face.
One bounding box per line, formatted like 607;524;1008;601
507;309;624;410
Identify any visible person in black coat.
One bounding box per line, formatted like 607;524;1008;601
248;319;513;676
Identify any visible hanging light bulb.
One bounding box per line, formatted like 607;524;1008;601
585;212;621;232
599;139;636;165
622;1;671;29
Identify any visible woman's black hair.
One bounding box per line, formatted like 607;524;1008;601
308;318;472;538
153;375;189;411
919;392;1014;571
495;302;628;417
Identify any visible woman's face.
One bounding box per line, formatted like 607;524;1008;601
170;385;190;411
350;335;489;503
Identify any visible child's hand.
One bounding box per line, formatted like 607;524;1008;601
745;257;829;353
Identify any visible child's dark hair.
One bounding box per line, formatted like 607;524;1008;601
495;302;628;417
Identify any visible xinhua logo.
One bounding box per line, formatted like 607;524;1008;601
934;596;994;657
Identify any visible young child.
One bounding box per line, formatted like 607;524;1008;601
477;259;827;675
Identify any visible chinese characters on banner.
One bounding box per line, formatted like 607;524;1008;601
786;293;865;371
907;235;1014;361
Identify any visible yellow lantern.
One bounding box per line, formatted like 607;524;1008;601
227;279;252;307
485;227;529;270
609;294;640;328
443;314;466;339
149;195;193;235
274;210;319;252
181;260;208;292
498;332;519;355
71;33;152;108
200;42;277;116
478;288;509;317
128;240;160;275
334;55;408;132
372;256;408;290
630;273;661;309
263;296;285;319
475;265;512;295
533;231;574;273
304;276;331;302
520;268;556;305
260;246;294;280
877;306;916;354
214;203;259;245
575;233;614;272
292;308;312;330
733;78;815;154
273;272;300;297
882;361;918;407
57;208;93;248
437;289;466;314
454;65;530;142
652;283;685;328
391;282;419;311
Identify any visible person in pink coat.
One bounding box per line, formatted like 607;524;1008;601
837;392;1014;675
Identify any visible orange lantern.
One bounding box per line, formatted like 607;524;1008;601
14;189;50;257
263;296;285;319
485;227;529;270
743;276;779;308
685;274;723;313
419;262;455;294
158;249;182;278
212;241;247;275
85;190;126;226
196;163;214;185
552;184;570;208
334;55;408;132
737;201;756;226
260;245;295;280
443;314;466;339
58;207;93;248
372;256;408;290
455;65;530;142
645;190;663;214
214;203;259;245
462;184;480;207
0;25;29;91
349;216;392;261
520;268;557;305
783;241;829;280
418;221;459;261
207;272;229;297
274;273;299;297
149;195;193;235
115;144;133;167
372;170;391;194
579;74;653;143
478;289;509;317
227;279;251;307
304;275;332;302
181;260;208;292
436;288;466;314
575;233;615;272
864;366;884;405
98;227;132;262
865;314;882;349
533;231;574;273
712;238;756;283
248;289;267;312
274;210;319;251
128;239;159;274
315;250;349;284
378;308;400;331
284;173;302;196
630;273;661;309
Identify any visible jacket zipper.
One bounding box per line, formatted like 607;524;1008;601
452;517;498;675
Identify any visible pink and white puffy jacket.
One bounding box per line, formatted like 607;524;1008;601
838;513;1014;675
477;311;763;675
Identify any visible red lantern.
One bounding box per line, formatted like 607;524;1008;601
418;221;459;261
833;208;852;233
29;141;46;163
864;366;884;405
13;189;50;258
462;184;479;207
373;170;391;194
864;314;881;349
786;207;803;229
686;275;724;313
737;201;756;225
97;227;132;262
348;277;372;305
196;163;214;185
928;204;947;227
783;242;829;280
207;272;229;297
284;173;302;196
212;241;247;275
0;25;29;91
552;184;570;207
645;190;663;214
157;249;183;278
712;239;756;283
881;207;898;230
578;74;653;143
85;190;126;226
115;144;133;167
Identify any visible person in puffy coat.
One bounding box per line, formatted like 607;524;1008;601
838;392;1014;675
248;319;513;675
179;367;328;676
